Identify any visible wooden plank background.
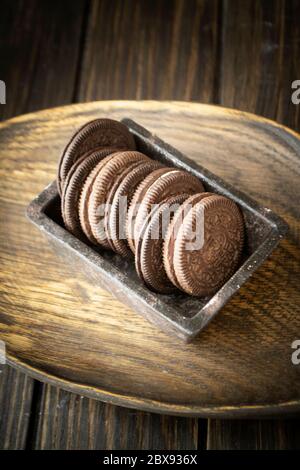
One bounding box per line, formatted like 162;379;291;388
0;0;299;450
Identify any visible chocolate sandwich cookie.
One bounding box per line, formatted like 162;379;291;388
105;160;162;256
126;168;172;254
131;169;205;254
173;195;244;296
62;148;116;238
135;193;189;294
89;151;150;248
57;118;136;195
163;193;215;290
103;159;149;253
78;152;120;244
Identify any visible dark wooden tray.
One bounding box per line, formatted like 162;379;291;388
1;101;299;417
27;119;288;341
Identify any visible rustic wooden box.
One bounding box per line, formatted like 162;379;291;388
26;119;288;341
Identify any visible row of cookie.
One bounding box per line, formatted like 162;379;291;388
58;118;244;296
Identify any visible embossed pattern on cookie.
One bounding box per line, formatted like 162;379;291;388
173;195;244;296
163;192;216;290
57;118;136;194
136;193;189;294
133;169;205;255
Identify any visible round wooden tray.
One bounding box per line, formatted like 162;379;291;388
1;101;299;418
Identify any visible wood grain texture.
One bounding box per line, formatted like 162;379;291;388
78;0;220;102
207;419;300;450
0;0;87;120
0;0;88;449
1;101;300;419
0;365;34;449
208;0;300;448
25;0;221;448
1;0;219;449
32;384;198;450
220;0;300;130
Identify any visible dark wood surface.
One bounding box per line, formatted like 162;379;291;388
0;0;299;450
